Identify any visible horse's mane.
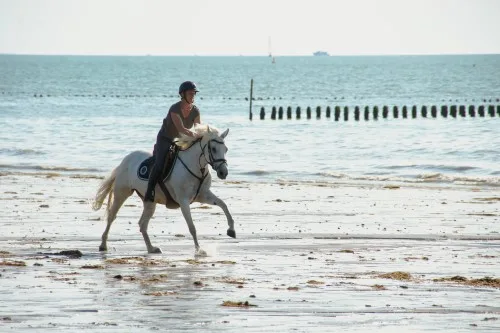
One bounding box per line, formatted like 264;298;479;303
174;124;222;149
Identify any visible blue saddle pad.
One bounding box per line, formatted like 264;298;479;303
137;156;155;181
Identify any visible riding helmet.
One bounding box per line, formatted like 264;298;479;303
179;81;199;94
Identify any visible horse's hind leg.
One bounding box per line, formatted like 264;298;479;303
99;188;132;251
138;201;161;253
179;201;206;256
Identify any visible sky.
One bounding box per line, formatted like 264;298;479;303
1;0;499;56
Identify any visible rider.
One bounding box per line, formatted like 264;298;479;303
144;81;202;202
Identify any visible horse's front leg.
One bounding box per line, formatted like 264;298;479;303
179;200;207;257
197;190;235;238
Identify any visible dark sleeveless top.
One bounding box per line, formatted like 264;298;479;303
157;102;200;141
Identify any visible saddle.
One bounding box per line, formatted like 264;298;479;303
137;143;180;208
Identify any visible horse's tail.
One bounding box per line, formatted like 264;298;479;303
92;167;117;212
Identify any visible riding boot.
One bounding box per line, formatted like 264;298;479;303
145;167;158;202
144;139;170;202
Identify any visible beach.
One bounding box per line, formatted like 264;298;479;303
1;172;499;332
1;53;499;332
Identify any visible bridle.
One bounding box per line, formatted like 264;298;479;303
177;136;227;200
201;138;227;172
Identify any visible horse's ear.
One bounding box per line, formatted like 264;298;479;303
221;128;229;139
207;126;211;133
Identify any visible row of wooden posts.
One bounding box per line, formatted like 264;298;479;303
251;105;500;120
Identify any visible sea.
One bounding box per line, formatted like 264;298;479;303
0;54;499;187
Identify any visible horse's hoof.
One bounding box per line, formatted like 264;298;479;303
227;229;236;238
99;245;107;252
195;248;208;257
149;247;162;254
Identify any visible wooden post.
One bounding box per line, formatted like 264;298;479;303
249;79;254;120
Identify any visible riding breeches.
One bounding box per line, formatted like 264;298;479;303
146;138;172;198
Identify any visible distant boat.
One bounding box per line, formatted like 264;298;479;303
313;51;329;56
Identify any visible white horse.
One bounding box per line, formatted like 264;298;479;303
92;124;235;256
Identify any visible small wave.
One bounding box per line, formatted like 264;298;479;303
240;170;273;176
0;148;45;156
417;173;442;180
471;149;499;155
316;170;500;187
384;164;478;173
0;164;101;173
0;170;104;179
316;172;348;179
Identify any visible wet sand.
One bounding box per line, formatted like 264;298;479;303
0;173;499;332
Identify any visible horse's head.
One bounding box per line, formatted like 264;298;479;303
202;127;229;180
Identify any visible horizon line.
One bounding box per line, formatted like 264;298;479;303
1;52;500;57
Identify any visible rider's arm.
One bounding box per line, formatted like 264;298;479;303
172;113;200;138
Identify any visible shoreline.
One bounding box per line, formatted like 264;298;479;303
1;168;499;190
